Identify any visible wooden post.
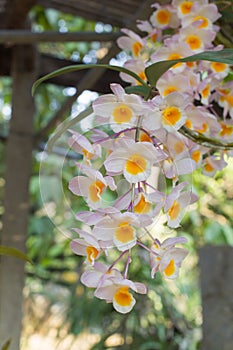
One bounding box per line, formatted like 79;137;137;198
199;246;233;350
0;45;36;350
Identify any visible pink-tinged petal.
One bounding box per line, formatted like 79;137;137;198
104;176;117;191
81;269;102;288
72;228;100;249
133;282;147;294
110;83;126;101
76;211;104;225
93;217;117;240
70;239;88;256
176;158;196;175
68;130;93;153
114;190;132;210
104;152;125;175
69;176;91;196
76;164;106;183
94;284;115;302
162;236;188;249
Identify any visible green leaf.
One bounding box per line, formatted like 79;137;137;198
125;85;152;98
32;64;150;95
0;245;33;264
145;48;233;87
1;339;11;350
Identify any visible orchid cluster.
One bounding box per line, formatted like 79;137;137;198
67;0;232;313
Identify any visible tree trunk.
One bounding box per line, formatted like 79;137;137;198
0;45;36;350
199;246;233;350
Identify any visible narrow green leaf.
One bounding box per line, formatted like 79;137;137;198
1;339;11;350
0;245;33;264
145;48;233;87
125;85;152;98
32;64;150;95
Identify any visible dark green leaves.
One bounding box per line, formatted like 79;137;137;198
0;245;33;264
32;63;151;95
145;48;233;87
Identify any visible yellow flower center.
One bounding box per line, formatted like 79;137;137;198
211;62;227;73
137;71;146;85
163;86;177;97
132;41;143;57
220;122;233;137
196;122;208;134
168;200;181;220
186;35;202;50
114;286;133;307
156;9;171;25
125;154;147;175
180;1;193;15
139;131;152;143
185;119;192;129
86;246;99;263
88;180;105;202
115;222;135;243
134;193;152;214
174;141;185;154
164;259;175;276
193;15;209;28
112;104;133;124
226;95;233;107
204;162;214;173
82;148;94;160
192;150;201;163
162;106;182;126
201;85;210;99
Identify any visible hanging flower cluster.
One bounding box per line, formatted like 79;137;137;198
67;0;232;313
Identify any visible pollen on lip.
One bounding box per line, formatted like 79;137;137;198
174;141;185;154
220;122;233;137
88;180;105;202
86;246;99;263
201;85;210;99
186;35;202;50
134;193;152;214
193;15;209;29
162;106;182;126
133;41;143;57
156;9;171;25
114;286;133;307
168;200;181;220
115;222;135;243
139;131;152;143
211;62;227;73
180;1;193;15
164;259;175;276
82;148;94;160
163;86;177;97
168;53;183;69
125;154;147;175
204;161;215;173
225;95;233;107
112;104;133;124
192;150;201;163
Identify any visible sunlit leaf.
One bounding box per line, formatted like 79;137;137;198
145;48;233;86
0;245;33;264
32;64;150;95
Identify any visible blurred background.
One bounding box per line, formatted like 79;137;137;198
0;1;233;349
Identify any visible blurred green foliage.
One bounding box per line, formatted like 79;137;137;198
0;3;233;350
